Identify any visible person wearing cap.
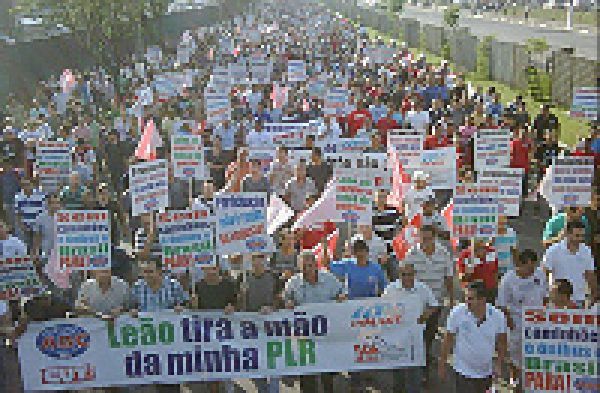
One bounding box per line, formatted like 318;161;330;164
403;170;434;220
439;280;508;393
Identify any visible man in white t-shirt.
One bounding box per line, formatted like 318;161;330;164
383;263;438;393
542;220;596;306
496;249;548;388
439;280;507;393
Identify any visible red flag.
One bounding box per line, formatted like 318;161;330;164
441;201;458;253
327;229;339;259
392;224;419;261
135;119;161;160
387;147;411;212
60;69;76;94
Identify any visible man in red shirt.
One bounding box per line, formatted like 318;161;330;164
346;102;373;137
510;127;534;197
424;126;450;149
456;239;499;302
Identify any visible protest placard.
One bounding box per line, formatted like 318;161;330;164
0;256;45;300
474;129;511;171
262;122;309;148
228;60;249;85
365;46;396;64
129;160;169;217
209;66;231;88
171;135;206;180
543;156;594;208
452;184;499;238
419;147;457;190
334;168;374;224
18;299;424;390
287;59;307;82
387;130;424;169
205;90;231;125
215;193;273;255
248;149;277;174
157;209;215;271
324;87;349;116
35;140;72;192
522;307;599;393
55;210;111;271
478;168;524;217
318;137;372;158
570;87;599;120
249;55;273;84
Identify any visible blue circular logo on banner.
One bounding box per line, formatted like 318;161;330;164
36;324;90;360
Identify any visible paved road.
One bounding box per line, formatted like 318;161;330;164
401;6;598;60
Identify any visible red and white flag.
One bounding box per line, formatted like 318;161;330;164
271;83;288;109
387;147;411;212
135;119;162;160
60;69;76;94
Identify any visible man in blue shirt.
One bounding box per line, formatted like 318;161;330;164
330;237;387;299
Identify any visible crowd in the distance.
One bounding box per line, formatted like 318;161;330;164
0;0;599;392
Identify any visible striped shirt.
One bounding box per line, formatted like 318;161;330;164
403;242;453;300
131;276;188;312
133;227;162;261
14;189;47;228
372;208;401;253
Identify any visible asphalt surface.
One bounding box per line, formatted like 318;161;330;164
401;6;598;60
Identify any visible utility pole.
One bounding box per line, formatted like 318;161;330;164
566;0;573;30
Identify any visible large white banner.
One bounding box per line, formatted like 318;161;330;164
215;192;273;255
522;307;599;393
18;299;424;390
129;160;169;217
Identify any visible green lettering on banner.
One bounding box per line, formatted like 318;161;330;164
266;341;282;369
298;339;316;366
284;339;297;367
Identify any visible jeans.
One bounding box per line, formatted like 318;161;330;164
253;377;280;393
454;371;492;393
394;368;423;393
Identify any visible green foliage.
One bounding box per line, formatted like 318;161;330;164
525;38;549;54
12;0;170;69
440;42;450;62
475;36;493;81
387;0;405;13
443;5;460;28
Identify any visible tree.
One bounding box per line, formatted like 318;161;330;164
443;5;460;28
387;0;405;13
11;0;170;74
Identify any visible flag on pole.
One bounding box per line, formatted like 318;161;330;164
267;193;294;235
293;178;338;230
60;69;76;94
441;200;458;253
135;119;162;160
271;83;288;110
387;147;411;212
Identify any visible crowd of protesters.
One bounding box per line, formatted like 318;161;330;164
0;0;598;392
